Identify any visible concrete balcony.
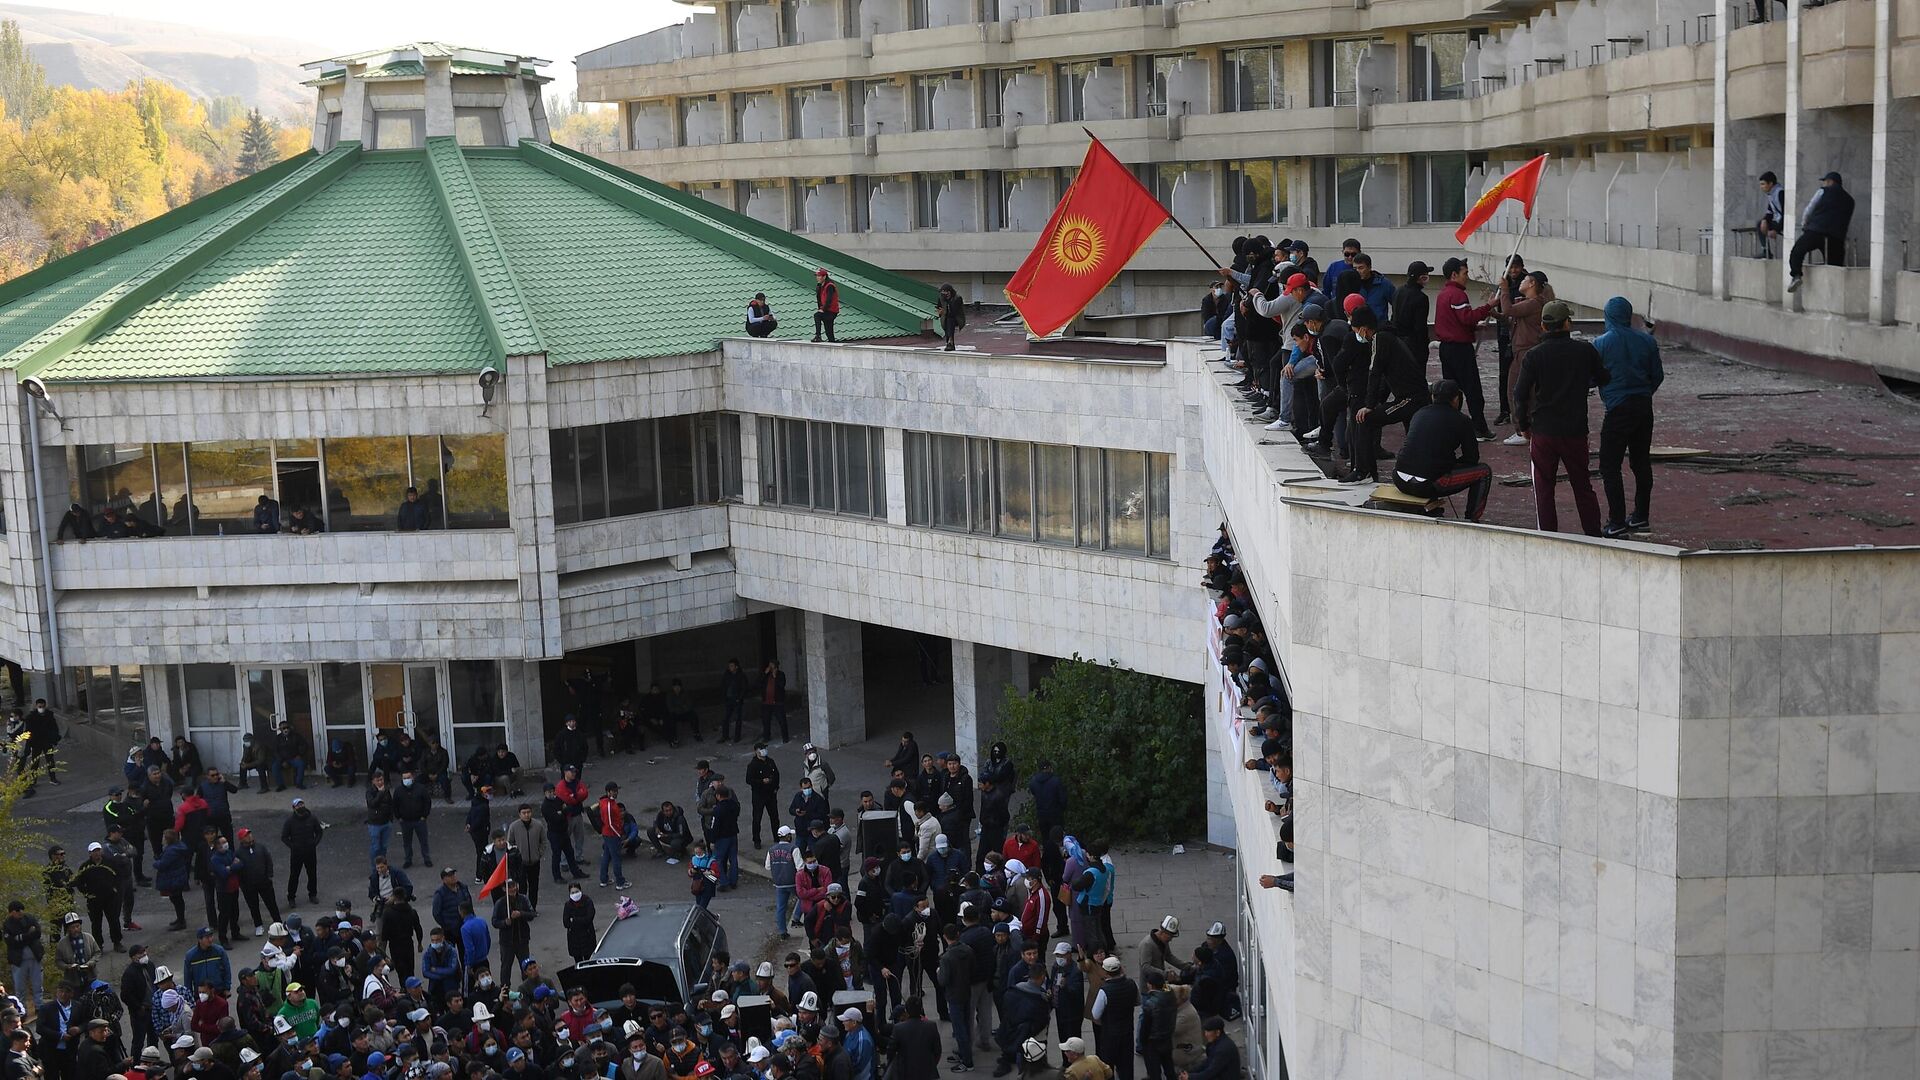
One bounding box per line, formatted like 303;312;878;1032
553;506;732;576
48;530;517;592
1727;19;1787;120
596;136;872;185
1471;40;1712;147
580;37;867;103
1800;0;1877;111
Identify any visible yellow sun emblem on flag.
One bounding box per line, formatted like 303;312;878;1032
1049;216;1107;276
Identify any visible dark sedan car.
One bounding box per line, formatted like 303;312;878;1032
558;902;728;1008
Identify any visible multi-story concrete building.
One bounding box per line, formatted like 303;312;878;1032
4;33;1920;1080
579;0;1920;374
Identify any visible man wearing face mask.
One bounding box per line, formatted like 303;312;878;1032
392;772;432;871
787;784;826;857
619;1035;664;1080
743;743;780;850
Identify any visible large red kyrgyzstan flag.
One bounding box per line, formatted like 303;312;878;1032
1455;153;1550;245
1004;137;1170;337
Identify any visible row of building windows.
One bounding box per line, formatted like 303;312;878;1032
644;33;1474;147
321;107;508;152
705;151;1472;232
549;414;743;526
70;436;509;537
758;418;889;519
904;432;1172;559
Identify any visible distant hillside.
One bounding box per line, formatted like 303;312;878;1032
1;2;317;119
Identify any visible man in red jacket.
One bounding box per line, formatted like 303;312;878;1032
812;268;840;343
596;783;629;890
1434;258;1497;441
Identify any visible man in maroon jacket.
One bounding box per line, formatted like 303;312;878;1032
1434;258;1498;441
812;268;840;343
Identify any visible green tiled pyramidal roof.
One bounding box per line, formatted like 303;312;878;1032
0;139;937;382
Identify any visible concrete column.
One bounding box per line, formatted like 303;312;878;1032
802;612;865;748
1712;0;1734;298
633;638;655;694
1782;0;1803;305
1009;650;1031;696
424;60;455;138
504;353;562;660
340;65;369;145
739;413;764;507
1867;0;1907;325
502;660;546;766
882;428;907;525
952;639;1013;771
776;608;807;694
143;664;180;741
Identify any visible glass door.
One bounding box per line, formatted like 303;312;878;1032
241;666;324;765
366;662;452;749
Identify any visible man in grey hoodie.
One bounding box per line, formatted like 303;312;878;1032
1593;297;1665;538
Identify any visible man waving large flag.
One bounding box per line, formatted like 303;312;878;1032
1004;136;1170;337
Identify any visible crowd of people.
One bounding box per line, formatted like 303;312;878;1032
1201;534;1292;900
2;679;1246;1080
1202;234;1665;538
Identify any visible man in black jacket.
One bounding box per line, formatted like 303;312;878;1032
1136;970;1176;1080
719;659;748;744
745;743;780;849
280;799;325;906
1788;170;1857;291
550;718;589;778
1514;300;1610;536
1392;380;1494;522
1388;261;1432;359
1342;307;1424;485
887;995;943;1079
393;771;433;870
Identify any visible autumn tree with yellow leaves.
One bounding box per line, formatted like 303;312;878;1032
0;19;307;283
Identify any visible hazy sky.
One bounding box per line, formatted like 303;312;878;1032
30;0;698;99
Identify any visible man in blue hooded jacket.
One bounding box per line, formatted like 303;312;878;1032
1593;297;1664;538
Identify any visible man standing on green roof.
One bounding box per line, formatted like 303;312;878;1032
812;268;840;344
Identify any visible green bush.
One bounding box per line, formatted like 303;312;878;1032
998;656;1203;843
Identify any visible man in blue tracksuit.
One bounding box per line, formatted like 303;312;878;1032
1593;297;1665;539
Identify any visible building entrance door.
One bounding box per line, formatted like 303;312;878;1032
366;662;451;749
241;666;322;766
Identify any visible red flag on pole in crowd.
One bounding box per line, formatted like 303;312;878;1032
478;851;510;900
1455;153;1550;244
1004;136;1171;338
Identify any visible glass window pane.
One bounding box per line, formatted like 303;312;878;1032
441;434;509;529
660;415;698;509
183;664;239;732
719;414;743;500
576;425;608;522
79;443;153;520
996;440;1033;539
1148;452;1171;557
154;443;188;535
1105;450;1147;554
409;437;446;529
606;419;659;517
321;662;366;761
969;438;993;534
837;425;871;517
549;429;581;525
811;423;836;511
931;434;967;530
368;664;406;733
449;660;504;726
758;416;779;503
1335;156;1368;224
373;110;424;149
905;432;930;526
1034;443;1075;545
454;107;504;146
778;419;810;509
1077;447;1103;547
869;428;887;517
185;440;273;536
322;436;409;532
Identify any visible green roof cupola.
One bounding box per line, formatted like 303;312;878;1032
301;43;555;152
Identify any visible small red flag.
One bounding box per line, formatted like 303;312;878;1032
478;852;510;900
1455;153;1550;245
1004;137;1170;338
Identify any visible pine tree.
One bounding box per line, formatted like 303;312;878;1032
235;108;275;176
0;19;49;128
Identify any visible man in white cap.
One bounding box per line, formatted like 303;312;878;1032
1089;956;1135;1080
837;1007;873;1080
1059;1036;1113;1080
1137;916;1180;988
1201;922;1239;1019
765;825;798;940
751;961;790;1014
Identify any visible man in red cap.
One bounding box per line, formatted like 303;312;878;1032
812;268;840;343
